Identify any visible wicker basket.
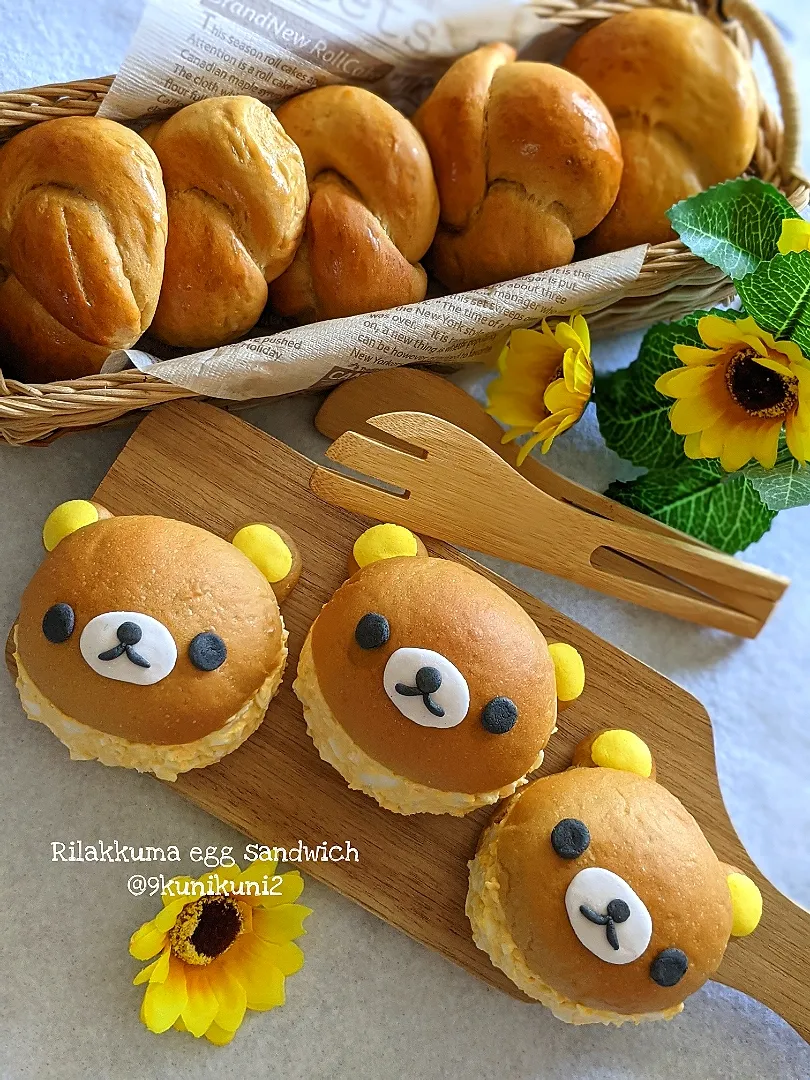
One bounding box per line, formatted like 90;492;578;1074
0;0;806;445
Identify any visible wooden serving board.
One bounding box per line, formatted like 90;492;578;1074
7;400;808;1041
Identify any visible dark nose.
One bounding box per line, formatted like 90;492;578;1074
415;666;442;695
606;899;631;924
117;621;143;645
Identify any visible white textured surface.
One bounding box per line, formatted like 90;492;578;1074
0;2;809;1078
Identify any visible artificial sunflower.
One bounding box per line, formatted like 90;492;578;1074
655;314;810;472
486;314;593;465
778;217;810;255
130;860;311;1045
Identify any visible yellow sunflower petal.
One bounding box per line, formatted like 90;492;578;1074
673;343;719;366
239;856;279;888
224;940;286;1010
205;1022;238;1046
129;921;168;962
749;353;795;378
571;355;593;397
655;365;716;398
669;394;726;436
698;314;747;350
786;414;810;464
251;904;312;944
499;426;532;444
515;432;545;466
153;899;187;933
486;390;546;428
256;870;305;909
181;968;220;1038
208;962;248;1033
683;432;704;459
751;421;783;470
249;938;305;976
543;378;580;414
699;418;730;460
141;955;188;1034
133;947;171;987
162;877;195;906
554;322;586;356
778;217;810;255
572;312;591;355
719;424;757;472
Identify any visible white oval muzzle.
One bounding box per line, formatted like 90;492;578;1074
79;611;178;686
382;647;470;729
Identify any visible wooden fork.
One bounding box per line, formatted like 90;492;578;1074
310;410;789;637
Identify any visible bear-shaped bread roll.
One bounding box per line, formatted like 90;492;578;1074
565;9;759;254
413;43;623;292
0;116;167;382
268;85;439;322
146;96;308;349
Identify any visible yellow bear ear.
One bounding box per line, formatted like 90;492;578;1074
572;728;654;779
348;523;427;576
726;871;763;937
232;523;301;603
548;642;585;703
42;500;109;552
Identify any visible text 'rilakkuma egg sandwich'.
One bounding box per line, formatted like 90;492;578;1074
467;728;763;1026
14;501;301;781
294;524;585;816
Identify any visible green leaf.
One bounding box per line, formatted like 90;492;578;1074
667;178;800;280
735;251;810;356
595;309;745;470
605;460;776;553
743;455;810;510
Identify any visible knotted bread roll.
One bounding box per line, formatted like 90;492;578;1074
413;43;623;292
147;96;308;349
565;9;759;255
0;117;167;382
269;85;439;322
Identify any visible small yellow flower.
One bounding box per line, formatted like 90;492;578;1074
655;314;810;472
130;860;311;1045
485;314;593;465
777;218;810;255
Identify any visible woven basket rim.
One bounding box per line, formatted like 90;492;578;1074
0;0;807;444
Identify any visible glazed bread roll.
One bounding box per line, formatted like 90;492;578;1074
269;85;439;322
294;553;558;815
16;506;296;781
565;9;759;254
468;745;762;1025
0;116;167;382
413;43;622;292
147;96;308;349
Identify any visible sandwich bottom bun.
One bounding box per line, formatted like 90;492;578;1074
467;760;751;1025
15;629;286;782
293;555;558;815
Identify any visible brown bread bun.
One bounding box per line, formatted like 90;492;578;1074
0;116;167;381
413;43;622;291
269;85;439;322
16;513;289;780
147;96;307;349
294;556;557;815
468;750;761;1025
565;9;759;254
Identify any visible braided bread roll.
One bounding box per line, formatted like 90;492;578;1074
269;86;439;322
413;43;623;292
0;116;167;382
147;96;308;349
565;10;760;255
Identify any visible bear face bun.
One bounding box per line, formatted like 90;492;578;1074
467;730;762;1025
294;528;581;815
15;502;300;781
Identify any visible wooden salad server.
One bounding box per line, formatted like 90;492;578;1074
313;370;789;638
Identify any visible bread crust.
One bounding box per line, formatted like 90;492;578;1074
0;116;167;379
414;45;622;291
565;9;759;254
269;86;438;322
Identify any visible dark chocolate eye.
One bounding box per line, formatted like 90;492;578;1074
650;948;689;987
481;697;517;734
42;603;75;644
550;818;590;859
188;632;227;671
355;613;390;650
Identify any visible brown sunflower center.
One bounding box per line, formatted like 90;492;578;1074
725;347;798;418
169;896;243;966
